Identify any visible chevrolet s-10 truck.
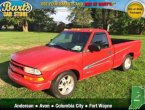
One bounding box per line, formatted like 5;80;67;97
8;29;141;98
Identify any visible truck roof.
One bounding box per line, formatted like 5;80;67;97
64;28;107;33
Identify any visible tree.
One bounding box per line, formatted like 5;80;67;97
28;9;56;32
0;17;33;32
91;8;116;30
111;11;145;34
110;11;130;34
0;17;13;30
56;22;66;32
68;8;116;29
68;8;145;34
0;9;55;32
67;8;93;28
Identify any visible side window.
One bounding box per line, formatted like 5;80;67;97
91;33;109;49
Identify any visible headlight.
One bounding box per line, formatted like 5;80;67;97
24;67;41;75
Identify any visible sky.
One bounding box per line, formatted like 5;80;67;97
50;7;71;24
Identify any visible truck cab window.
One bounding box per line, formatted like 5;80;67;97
49;31;90;52
91;33;109;49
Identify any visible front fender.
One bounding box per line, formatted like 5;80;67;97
44;64;83;81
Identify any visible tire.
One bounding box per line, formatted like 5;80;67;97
50;71;77;98
121;55;132;71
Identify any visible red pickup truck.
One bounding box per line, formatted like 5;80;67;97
8;29;141;98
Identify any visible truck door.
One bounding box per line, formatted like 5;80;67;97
83;32;114;78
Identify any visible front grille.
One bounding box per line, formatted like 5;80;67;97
10;68;24;77
9;60;24;76
10;61;23;70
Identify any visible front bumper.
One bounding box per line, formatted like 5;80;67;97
8;68;51;91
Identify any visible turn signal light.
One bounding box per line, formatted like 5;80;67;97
24;76;44;82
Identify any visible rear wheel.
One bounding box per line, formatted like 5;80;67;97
50;71;77;98
121;55;132;71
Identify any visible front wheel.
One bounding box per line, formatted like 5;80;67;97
50;71;77;98
121;55;132;71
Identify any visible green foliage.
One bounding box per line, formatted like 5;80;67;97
28;9;56;32
91;9;115;29
68;8;93;28
91;9;145;34
0;17;17;30
0;8;145;34
111;11;145;34
68;8;145;34
0;16;33;31
0;9;56;32
55;22;66;32
110;11;129;34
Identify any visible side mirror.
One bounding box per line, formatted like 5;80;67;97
88;43;101;52
46;39;53;46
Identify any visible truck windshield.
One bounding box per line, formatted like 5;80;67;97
48;31;91;52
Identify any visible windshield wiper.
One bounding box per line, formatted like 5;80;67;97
47;44;70;51
53;45;69;50
47;44;80;52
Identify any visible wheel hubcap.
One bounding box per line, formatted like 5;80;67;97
58;75;74;95
124;58;131;69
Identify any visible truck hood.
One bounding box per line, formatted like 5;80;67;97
12;46;81;70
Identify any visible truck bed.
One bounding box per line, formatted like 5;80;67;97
111;39;133;45
111;38;141;69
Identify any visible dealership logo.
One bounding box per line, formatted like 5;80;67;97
0;0;32;17
126;0;145;19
